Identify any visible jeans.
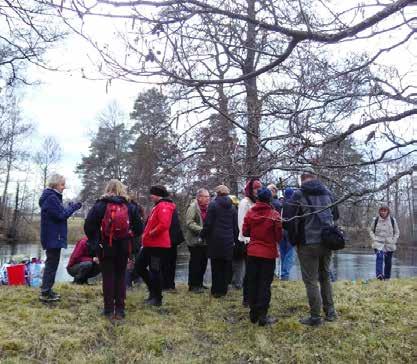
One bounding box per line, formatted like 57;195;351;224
188;245;208;288
297;244;335;318
246;256;275;318
134;247;167;301
41;248;61;294
162;245;177;289
100;251;128;315
210;258;232;296
279;240;295;280
67;261;100;283
375;250;393;279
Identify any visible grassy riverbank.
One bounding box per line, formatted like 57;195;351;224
0;278;416;363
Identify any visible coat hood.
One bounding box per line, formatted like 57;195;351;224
251;202;276;215
301;179;330;196
39;188;61;207
216;195;233;209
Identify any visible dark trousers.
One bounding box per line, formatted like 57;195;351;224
297;244;335;318
162;245;177;289
188;245;208;288
41;248;61;293
100;252;128;314
210;258;232;296
135;247;167;301
67;261;100;283
375;250;393;279
247;256;275;318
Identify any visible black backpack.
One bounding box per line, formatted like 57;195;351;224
373;216;396;235
304;193;345;251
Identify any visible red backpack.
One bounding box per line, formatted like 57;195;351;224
101;203;130;247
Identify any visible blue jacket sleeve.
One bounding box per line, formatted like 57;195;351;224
45;195;77;222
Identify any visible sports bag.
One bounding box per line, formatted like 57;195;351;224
101;203;130;247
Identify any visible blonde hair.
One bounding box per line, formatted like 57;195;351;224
48;174;65;189
103;179;130;201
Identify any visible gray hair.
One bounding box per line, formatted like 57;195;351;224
47;173;65;188
196;188;209;197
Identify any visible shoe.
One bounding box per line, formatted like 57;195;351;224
145;297;162;307
189;286;204;294
242;300;249;308
49;290;61;300
299;316;322;327
258;316;277;327
325;312;337;322
114;310;125;320
39;291;60;302
376;274;384;280
101;309;114;318
202;285;209;290
211;293;224;298
249;310;259;324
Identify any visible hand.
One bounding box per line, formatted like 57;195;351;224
93;257;99;264
70;202;82;211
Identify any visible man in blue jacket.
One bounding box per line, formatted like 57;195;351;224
39;174;81;302
283;168;339;326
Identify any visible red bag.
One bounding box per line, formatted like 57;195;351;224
101;203;130;247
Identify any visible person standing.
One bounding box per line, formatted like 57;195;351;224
236;179;262;305
370;206;400;280
135;185;176;306
243;187;282;326
185;188;210;293
39;174;82;302
272;187;295;281
84;180;143;320
283;168;339;326
161;203;185;292
201;185;239;298
66;236;100;284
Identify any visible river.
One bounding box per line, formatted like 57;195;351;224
1;243;417;283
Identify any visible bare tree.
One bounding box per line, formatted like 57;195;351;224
34;136;62;189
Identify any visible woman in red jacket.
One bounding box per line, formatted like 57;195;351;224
134;185;176;306
66;237;100;284
242;187;282;326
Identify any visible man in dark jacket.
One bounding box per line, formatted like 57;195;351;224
66;237;100;284
283;168;339;326
39;174;82;302
200;185;239;298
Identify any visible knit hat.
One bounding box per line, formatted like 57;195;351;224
215;184;230;195
284;187;294;200
149;185;169;198
257;187;272;203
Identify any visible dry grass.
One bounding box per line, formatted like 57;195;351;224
0;278;416;363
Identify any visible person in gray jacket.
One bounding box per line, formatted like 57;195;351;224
283;167;339;326
185;188;211;293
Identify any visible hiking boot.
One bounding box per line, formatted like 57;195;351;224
101;309;114;319
114;310;126;320
49;290;61;300
39;291;60;302
249;310;259;324
325;312;338;322
189;286;204;294
145;297;162;307
299;316;322;327
377;274;384;281
258;316;277;327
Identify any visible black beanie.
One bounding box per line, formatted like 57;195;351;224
150;185;169;198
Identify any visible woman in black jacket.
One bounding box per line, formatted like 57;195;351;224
84;180;143;320
200;185;239;297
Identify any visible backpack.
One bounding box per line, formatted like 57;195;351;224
303;193;345;251
101;203;130;248
373;216;395;235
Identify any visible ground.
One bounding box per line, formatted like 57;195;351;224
0;278;416;363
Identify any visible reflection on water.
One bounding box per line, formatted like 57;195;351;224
1;243;417;284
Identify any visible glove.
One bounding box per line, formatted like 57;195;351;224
69;201;82;211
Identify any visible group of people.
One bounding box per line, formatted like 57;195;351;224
38;168;400;327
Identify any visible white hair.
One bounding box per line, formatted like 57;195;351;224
196;188;209;197
47;173;65;188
